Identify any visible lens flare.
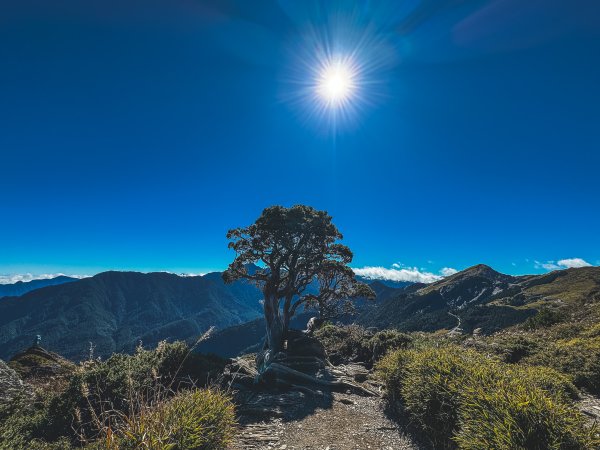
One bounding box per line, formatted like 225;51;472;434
281;13;397;134
317;60;356;106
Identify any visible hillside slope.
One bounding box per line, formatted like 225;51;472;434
361;264;600;334
0;271;263;360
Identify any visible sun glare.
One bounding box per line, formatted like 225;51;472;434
283;16;396;132
317;61;356;105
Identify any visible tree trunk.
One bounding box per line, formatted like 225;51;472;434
264;291;285;352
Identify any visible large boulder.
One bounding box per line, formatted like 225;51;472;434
286;329;326;360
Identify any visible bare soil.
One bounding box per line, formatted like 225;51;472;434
231;390;421;450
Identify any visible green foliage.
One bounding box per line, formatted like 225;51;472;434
525;336;600;394
524;307;566;330
117;389;235;450
377;345;597;449
479;318;600;394
223;204;370;351
487;334;540;363
0;341;229;449
314;324;411;367
456;376;593;450
368;329;413;362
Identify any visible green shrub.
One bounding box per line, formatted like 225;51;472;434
524;307;566;330
314;324;371;363
0;341;229;448
368;329;412;361
117;389;235;450
377;345;598;449
525;337;600;394
456;376;593;450
379;347;471;447
492;335;539;363
315;324;411;367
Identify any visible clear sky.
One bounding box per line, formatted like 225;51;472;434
1;0;599;283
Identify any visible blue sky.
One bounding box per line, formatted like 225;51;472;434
1;0;599;283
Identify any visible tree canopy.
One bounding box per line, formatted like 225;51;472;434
223;205;374;352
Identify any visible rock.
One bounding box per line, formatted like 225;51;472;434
304;317;325;335
286;330;326;359
0;359;30;406
342;364;369;382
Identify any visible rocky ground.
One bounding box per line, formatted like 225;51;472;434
578;393;600;424
231;386;421;449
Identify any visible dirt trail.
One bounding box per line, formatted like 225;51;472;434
231;390;421;450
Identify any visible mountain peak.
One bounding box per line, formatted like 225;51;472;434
459;264;500;278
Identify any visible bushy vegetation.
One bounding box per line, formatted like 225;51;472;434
525;336;600;395
0;341;234;449
476;314;600;394
109;389;235;450
524;307;566;330
314;324;411;367
377;345;598;449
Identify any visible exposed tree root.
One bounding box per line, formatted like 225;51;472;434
263;362;378;397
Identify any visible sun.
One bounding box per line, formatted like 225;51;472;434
317;60;356;106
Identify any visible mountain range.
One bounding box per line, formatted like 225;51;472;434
1;264;599;362
0;271;263;360
198;264;600;356
0;276;78;298
360;264;600;332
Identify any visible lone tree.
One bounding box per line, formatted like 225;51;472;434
223;205;374;354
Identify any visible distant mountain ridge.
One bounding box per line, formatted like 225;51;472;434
0;276;78;298
198;264;600;357
3;264;598;362
360;264;600;333
0;271;263;361
197;280;413;357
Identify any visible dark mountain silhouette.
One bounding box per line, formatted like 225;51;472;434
0;276;78;298
0;271;263;361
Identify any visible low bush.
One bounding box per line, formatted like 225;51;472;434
0;341;231;449
524;307;566;330
377;345;598;449
115;389;235;450
314;324;411;367
491;334;539;363
525;336;600;394
456;376;592;450
369;329;412;361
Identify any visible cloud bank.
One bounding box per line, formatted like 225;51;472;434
0;273;89;285
535;258;593;271
353;265;458;283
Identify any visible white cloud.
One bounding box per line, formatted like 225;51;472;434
556;258;592;269
0;273;88;285
535;261;560;271
535;258;593;272
353;265;458;284
440;267;458;277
